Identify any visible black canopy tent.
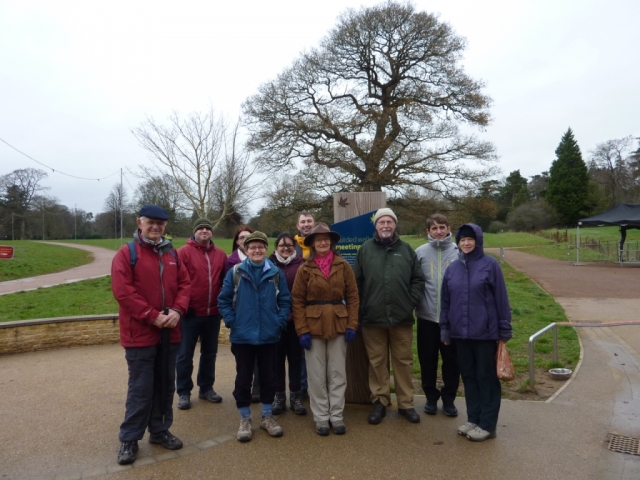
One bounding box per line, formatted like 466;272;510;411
578;203;640;263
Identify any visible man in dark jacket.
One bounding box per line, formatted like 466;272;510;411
175;218;227;410
353;208;425;425
111;205;190;465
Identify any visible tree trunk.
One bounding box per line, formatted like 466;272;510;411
334;192;386;404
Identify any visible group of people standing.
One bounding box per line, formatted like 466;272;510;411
111;205;512;466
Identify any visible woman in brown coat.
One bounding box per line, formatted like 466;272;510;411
291;222;359;436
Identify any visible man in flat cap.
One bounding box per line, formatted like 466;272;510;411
175;218;227;410
354;208;425;425
111;205;190;465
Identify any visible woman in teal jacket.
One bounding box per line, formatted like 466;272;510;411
217;231;291;443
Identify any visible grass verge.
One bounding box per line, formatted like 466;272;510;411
0;241;93;282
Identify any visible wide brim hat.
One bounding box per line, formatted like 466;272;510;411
303;222;341;246
243;231;269;247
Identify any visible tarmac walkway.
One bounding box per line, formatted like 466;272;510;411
0;242;116;296
1;248;640;479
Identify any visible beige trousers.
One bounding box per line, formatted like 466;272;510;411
305;336;348;422
362;325;415;409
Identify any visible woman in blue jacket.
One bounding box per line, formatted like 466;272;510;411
440;223;512;442
218;231;291;443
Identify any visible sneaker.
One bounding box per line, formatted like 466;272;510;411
272;391;287;415
423;400;437;415
467;426;497;442
315;420;330;436
199;390;222;403
289;391;307;415
367;401;386;425
237;417;252;442
457;422;478;436
117;440;138;465
398;408;421;423
260;414;283;437
443;403;458;417
330;419;346;435
177;394;191;410
148;430;183;450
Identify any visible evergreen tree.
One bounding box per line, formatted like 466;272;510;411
546;128;590;225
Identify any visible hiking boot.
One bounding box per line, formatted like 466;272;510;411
398;408;421;423
467;426;497;442
272;392;287;415
260;414;283;437
330;419;346;435
149;430;183;450
443;402;458;417
315;420;330;436
423;400;437;415
117;440;138;465
199;390;222;403
289;391;307;415
177;394;191;410
251;382;260;403
457;422;478;436
237;417;252;442
367;401;386;425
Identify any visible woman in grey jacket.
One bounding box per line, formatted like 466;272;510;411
440;223;512;442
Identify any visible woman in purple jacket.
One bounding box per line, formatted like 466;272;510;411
440;223;512;442
268;232;307;416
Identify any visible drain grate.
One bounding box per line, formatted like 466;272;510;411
608;434;640;455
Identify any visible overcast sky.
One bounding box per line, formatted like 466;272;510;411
1;0;638;216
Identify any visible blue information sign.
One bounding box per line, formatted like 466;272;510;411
331;211;377;267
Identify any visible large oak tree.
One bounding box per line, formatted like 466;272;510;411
243;1;496;195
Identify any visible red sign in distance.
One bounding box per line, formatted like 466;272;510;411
0;246;14;259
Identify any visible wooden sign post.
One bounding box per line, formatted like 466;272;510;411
333;192;386;404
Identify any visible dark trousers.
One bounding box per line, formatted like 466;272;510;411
455;339;501;432
231;343;278;409
275;322;303;392
417;320;460;404
119;343;179;442
175;314;221;396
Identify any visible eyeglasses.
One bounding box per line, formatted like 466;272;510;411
247;245;266;251
142;219;167;227
277;244;295;249
314;238;331;244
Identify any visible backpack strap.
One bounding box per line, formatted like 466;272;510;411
232;264;280;309
127;241;137;268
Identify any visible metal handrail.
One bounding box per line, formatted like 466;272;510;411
529;323;558;388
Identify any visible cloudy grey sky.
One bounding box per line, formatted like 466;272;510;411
1;0;638;216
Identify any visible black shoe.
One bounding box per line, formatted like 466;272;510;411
290;391;307;415
149;430;183;450
443;403;458;417
272;391;287;415
177;394;191;410
423;400;437;415
199;390;222;403
367;401;386;425
251;383;260;403
117;440;138;465
398;408;421;423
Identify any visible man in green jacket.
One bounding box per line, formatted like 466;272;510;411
354;208;425;425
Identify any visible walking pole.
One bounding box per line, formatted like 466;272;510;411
161;308;170;425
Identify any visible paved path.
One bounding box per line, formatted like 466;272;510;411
1;249;640;479
0;242;115;296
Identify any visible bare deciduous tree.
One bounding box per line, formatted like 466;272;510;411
589;136;636;206
243;1;497;196
132;109;257;230
0;168;49;239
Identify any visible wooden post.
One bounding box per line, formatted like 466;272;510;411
334;192;386;404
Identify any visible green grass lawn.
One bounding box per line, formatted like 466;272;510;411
0;276;118;321
55;237;238;255
0;241;93;282
410;257;579;395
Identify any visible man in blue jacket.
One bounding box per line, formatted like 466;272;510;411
217;231;291;442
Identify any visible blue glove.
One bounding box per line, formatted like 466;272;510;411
299;333;312;350
344;328;356;343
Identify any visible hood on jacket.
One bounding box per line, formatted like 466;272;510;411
455;223;484;261
187;236;213;251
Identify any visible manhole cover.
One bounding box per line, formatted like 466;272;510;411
608;434;640;455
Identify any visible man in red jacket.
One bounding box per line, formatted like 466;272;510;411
111;205;190;465
176;218;227;410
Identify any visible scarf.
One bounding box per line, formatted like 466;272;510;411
238;249;247;261
294;235;311;259
275;250;297;265
314;250;334;279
